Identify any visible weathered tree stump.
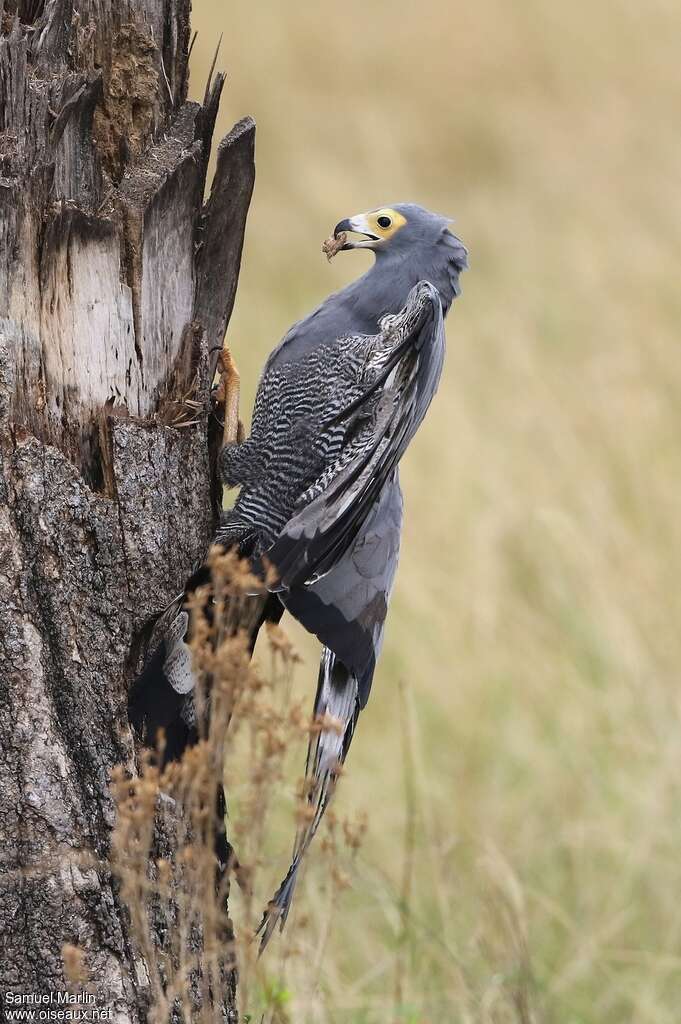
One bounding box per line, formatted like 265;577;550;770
0;1;254;1016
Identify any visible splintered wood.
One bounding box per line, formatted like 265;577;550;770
322;231;347;261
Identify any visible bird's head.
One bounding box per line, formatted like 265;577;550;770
333;202;466;266
331;203;468;313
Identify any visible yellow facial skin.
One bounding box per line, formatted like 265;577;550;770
365;207;408;241
337;208;409;250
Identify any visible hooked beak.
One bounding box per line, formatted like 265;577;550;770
334;213;380;250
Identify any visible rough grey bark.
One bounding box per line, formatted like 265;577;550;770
0;1;254;1016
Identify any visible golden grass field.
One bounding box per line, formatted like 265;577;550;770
189;2;681;1020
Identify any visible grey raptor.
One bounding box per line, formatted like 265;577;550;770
128;202;468;949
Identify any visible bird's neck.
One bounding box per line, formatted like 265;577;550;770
365;234;466;322
268;233;466;369
339;258;422;334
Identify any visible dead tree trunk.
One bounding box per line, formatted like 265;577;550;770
0;1;254;1015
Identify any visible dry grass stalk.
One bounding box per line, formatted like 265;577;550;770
393;679;418;1019
110;547;367;1022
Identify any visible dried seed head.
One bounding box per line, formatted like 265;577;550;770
265;620;300;663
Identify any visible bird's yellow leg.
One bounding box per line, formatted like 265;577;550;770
215;342;242;446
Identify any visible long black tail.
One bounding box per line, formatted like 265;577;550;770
256;647;360;951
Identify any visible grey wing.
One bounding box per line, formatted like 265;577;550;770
282;474;403;705
266;281;444;591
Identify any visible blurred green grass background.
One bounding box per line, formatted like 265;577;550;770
190;2;681;1020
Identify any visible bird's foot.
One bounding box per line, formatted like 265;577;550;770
213;343;244;445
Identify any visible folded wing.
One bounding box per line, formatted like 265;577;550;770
266;281;445;591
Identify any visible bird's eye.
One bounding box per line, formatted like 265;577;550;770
377;215;392;229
